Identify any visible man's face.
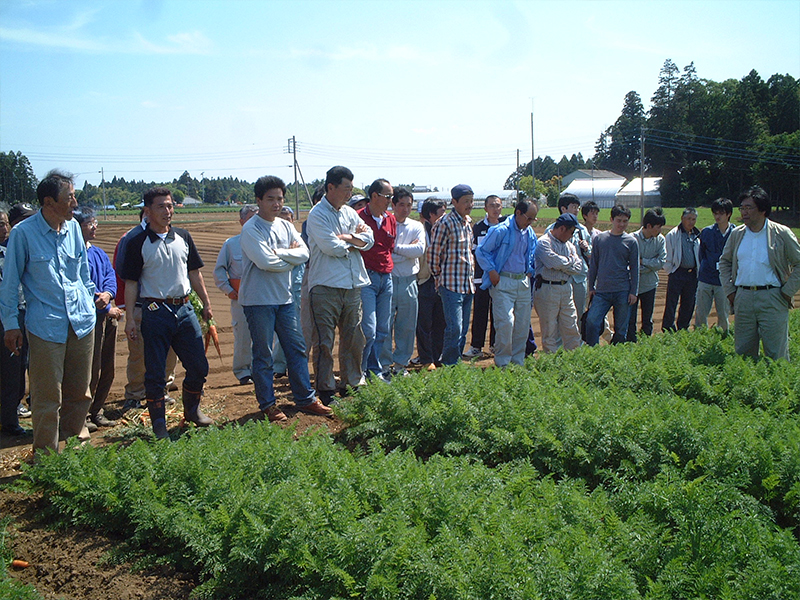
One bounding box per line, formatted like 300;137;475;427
643;223;663;238
146;195;174;230
584;209;599;227
485;198;502;221
239;209;257;227
552;225;575;243
371;182;393;215
327;179;354;209
279;208;294;223
739;197;766;230
0;213;9;242
80;217;98;242
611;215;629;235
563;202;580;216
514;204;538;230
49;183;77;222
452;194;474;219
257;188;285;222
393;197;413;222
713;210;730;226
681;213;697;232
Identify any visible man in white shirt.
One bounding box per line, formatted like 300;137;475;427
306;166;374;404
381;188;425;377
719;186;800;361
239;176;332;421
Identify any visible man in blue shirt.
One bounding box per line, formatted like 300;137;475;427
695;198;734;332
0;170;96;456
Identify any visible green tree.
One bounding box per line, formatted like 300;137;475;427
0;151;38;205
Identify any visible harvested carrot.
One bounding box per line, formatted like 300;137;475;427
205;321;223;364
11;559;29;569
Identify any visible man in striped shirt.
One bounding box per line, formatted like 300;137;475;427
428;184;475;366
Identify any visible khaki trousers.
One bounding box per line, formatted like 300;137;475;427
733;287;790;361
534;282;581;353
28;328;94;455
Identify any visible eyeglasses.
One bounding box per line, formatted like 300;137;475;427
376;193;392;200
739;204;756;212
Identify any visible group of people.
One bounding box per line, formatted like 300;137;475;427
1;166;798;452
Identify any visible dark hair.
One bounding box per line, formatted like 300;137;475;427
367;178;391;199
514;200;531;215
642;207;666;228
312;185;326;205
72;206;95;225
710;197;733;215
254;175;286;200
484;194;501;207
325;166;354;189
610;204;631;220
143;187;172;206
682;207;698;217
421;200;445;220
558;193;581;213
581;200;600;218
392;188;414;204
37;169;74;204
738;186;771;217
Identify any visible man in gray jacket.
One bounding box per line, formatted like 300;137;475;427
662;207;700;332
627;208;667;342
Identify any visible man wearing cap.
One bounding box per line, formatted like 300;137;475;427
0;170;96;455
428;184;475;365
533;212;584;353
475;200;539;366
719;186;800;361
214;204;259;385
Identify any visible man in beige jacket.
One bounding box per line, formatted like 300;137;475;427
719;186;800;361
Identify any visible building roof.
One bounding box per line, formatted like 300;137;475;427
561;169;626;188
560;179;625;208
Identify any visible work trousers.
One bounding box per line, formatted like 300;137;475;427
695;281;729;332
490;275;532;366
88;313;117;418
470;285;495;350
733;287;790;361
626;287;657;342
662;268;698;332
416;278;445;365
125;305;178;401
381;274;419;370
534;281;581;354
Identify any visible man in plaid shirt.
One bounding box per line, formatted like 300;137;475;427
427;184;475;365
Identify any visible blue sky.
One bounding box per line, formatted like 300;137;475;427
1;0;798;192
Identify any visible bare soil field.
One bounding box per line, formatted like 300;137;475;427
0;213;736;599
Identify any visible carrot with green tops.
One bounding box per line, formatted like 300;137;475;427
205;320;223;364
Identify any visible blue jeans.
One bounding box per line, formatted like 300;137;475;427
140;302;208;400
243;303;315;411
585;290;631;346
380;274;419;370
438;286;473;365
360;270;393;376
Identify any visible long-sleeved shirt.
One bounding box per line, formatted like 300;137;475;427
239;214;308;306
391;218;425;278
0;212;96;342
476;216;537;289
664;225;700;274
87;243;117;315
534;230;583;282
358;205;396;274
213;234;244;296
632;229;667;294
544;220;591;282
698;223;733;286
428;208;475;294
587;230;639;296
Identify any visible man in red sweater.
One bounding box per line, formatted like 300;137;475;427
358;179;396;381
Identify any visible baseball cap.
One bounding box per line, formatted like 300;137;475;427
451;184;474;200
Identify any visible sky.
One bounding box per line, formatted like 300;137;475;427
1;0;798;194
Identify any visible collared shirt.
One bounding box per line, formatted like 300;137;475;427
358;205;396;274
0;212;96;342
698;223;733;285
239;214;308;306
472;215;506;283
428;208;475;294
391;217;425;278
632;229;667;294
534;230;583;282
735;224;781;287
475;216;537;289
306;196;374;290
679;227;698;269
213;234;244;296
544;221;591;282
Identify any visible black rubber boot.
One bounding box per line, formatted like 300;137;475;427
147;398;169;440
182;386;212;427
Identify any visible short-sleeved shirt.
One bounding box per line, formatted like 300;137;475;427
120;226;204;299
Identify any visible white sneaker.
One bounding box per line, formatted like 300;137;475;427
462;347;483;359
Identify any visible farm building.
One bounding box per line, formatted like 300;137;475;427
615;177;662;209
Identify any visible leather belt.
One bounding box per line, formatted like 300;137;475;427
738;285;777;291
540;278;568;285
678;267;696;273
141;296;189;306
499;271;527;280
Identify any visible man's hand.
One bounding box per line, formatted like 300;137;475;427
94;291;113;310
4;329;23;355
489;270;500;286
727;292;736;306
227;290;238;300
125;317;137;341
355;223;369;234
628;293;638;306
289;240;300;249
578;240;589;253
202;305;213;322
108;306;124;320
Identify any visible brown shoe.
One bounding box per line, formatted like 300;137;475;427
264;405;288;422
297;399;334;418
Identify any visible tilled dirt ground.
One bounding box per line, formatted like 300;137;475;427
0;213;734;599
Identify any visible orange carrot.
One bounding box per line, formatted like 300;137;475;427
11;559;29;568
205;322;223;363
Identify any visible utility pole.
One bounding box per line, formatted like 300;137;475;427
516;149;520;199
100;168;107;220
640;126;645;224
530;102;535;182
289;136;299;215
201;172;205;204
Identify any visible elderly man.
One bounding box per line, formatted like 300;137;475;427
476;200;539;366
306;166;374;404
214;204;259;385
428;184;475;366
719;186;800;361
662;207;700;332
0;170;96;455
533;212;584;353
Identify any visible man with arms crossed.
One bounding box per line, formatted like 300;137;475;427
627;208;667;342
585;205;639;346
476;200;539;365
533;212;583;353
121;187;214;439
695;198;734;332
381;188;425;377
306;166;374;404
239;176;332;421
719;186;800;361
428;185;476;366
